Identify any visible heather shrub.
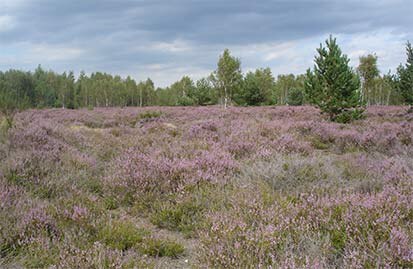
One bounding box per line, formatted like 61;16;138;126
225;138;256;159
19;239;59;268
108;143;236;198
240;154;339;193
272;134;312;155
0;203;59;263
294;120;413;154
80;177;103;195
3;154;61;199
1;106;413;268
54;241;152;269
187;120;219;139
18;206;60;249
200;183;413;267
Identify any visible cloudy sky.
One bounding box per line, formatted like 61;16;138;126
0;0;412;87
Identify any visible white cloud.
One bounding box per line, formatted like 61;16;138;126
263;42;297;61
152;39;193;53
338;28;408;72
30;44;85;61
129;28;409;86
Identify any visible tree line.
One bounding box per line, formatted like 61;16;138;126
0;64;306;109
1;36;412;124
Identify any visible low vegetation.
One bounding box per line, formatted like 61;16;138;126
1;105;412;268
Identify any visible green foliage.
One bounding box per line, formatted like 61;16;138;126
211;49;243;108
358;54;380;105
330;227;347;254
286;88;304;106
98;221;148;251
138;110;163;119
397;41;413;105
274;74;305;105
334;108;365;124
0;71;31;129
193;78;217;105
81;178;103;195
305;36;364;122
356;56;398;106
177;95;195;106
103;196;119;210
20;242;59;268
237;68;274;106
141;238;185;258
150;199;204;237
130;110;163;126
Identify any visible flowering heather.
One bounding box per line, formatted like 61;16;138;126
0;106;412;268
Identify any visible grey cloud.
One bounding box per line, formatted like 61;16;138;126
0;0;412;86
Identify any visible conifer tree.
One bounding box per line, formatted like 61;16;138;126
305;35;363;123
398;41;413;108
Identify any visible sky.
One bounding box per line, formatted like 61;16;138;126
0;0;412;87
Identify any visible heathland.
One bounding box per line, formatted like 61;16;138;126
1;106;413;268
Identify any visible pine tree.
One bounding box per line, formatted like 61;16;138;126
398;41;413;107
305;35;363;123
